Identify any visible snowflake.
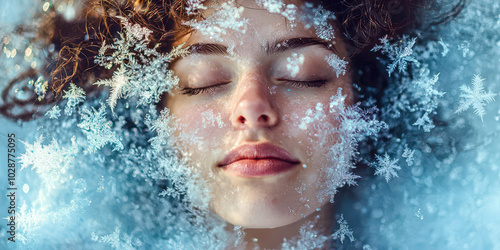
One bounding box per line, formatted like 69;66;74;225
325;54;348;78
45;105;61;119
374;153;401;182
182;0;248;42
331;214;355;244
77;103;123;153
371;35;419;76
63;82;86;115
413;112;435;132
28;76;48;101
91;227;142;249
19;135;78;188
402;145;415;166
185;0;207;15
94;18;188;111
256;0;298;27
300;2;336;42
286;52;304;77
455;74;497;121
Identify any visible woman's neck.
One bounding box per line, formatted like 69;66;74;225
229;203;334;249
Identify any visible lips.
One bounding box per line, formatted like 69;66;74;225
218;143;300;177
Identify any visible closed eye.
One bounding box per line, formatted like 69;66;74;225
279;79;327;88
180;82;231;96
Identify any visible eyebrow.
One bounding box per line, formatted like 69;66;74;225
186;37;337;56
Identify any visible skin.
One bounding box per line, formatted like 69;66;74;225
164;0;353;247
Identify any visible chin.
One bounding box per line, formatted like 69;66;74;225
212;197;317;229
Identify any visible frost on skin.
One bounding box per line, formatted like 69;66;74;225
45;105;61;119
374;153;401;182
201;109;225;128
182;0;248;42
19;135;78;188
256;0;298;28
28;76;48;101
371;35;419;76
455;74;497;121
299;2;336;42
286;52;304;77
331;214;355;244
313;89;387;203
325;53;348;78
94;17;188;112
281;216;329;249
77;103;124;153
63;82;85;115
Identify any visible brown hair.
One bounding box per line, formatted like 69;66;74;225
0;0;465;121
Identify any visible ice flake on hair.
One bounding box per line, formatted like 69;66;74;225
455;74;497;121
374;153;401;182
325;54;348;77
186;0;207;15
300;2;336;42
331;214;355;244
286;52;304;77
183;0;248;42
371;35;419;76
77;102;124;153
94;17;188;111
28;76;48;101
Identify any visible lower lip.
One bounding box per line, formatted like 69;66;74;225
221;159;298;177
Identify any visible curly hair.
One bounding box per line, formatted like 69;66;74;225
0;0;465;121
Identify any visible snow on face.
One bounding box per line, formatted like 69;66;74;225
164;0;356;228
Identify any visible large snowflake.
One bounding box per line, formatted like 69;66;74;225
374;153;401;182
455;74;497;121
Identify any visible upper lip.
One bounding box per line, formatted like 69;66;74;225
218;143;300;167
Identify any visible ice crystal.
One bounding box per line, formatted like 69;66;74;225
28;76;48;101
298;102;326;130
286;52;304;77
45;105;61;119
94;17;188;111
19;135;78;188
374;153;401;182
331;214;355;244
63;82;85;115
91;228;142;249
300;2;336;42
438;38;449;57
325;54;348;78
282;217;329;249
77;103;123;153
402;145;415;166
185;0;207;15
371;35;419;76
256;0;298;27
455;74;497;121
182;0;248;42
201;109;225;128
413;112;435;132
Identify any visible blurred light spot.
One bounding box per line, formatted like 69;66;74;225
43;2;50;12
25;47;32;57
11;49;17;58
23;184;29;193
31;61;37;68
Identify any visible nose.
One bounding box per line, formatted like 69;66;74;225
231;83;279;129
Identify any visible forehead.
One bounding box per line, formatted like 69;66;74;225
179;0;325;48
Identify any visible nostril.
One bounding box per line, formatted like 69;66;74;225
238;116;246;124
260;115;269;123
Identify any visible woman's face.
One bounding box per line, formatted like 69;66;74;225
165;0;353;228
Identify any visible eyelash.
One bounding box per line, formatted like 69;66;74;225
180;80;327;96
